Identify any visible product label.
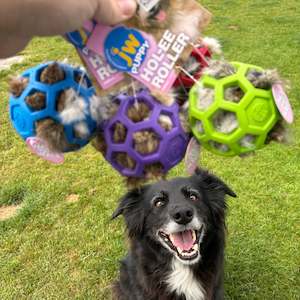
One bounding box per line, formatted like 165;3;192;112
26;137;64;164
184;137;201;175
272;84;294;124
136;30;190;90
87;24;191;92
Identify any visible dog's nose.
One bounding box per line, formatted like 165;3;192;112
171;208;194;225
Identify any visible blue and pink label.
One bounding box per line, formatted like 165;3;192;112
70;23;191;92
104;27;149;74
87;25;191;92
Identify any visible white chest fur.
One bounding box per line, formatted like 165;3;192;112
166;259;206;300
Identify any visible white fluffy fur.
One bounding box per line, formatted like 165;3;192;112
211;141;229;153
204;60;236;79
74;122;90;138
202;37;222;55
166;259;206;300
158;115;173;130
163;218;202;235
172;10;204;42
60;89;88;124
196;121;204;133
214;111;238;134
183;57;201;74
90;94;113;123
240;135;255;148
196;83;215;111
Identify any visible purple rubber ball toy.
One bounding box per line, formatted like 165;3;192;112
103;89;189;178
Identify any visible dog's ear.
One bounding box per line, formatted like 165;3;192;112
112;188;143;219
112;187;147;237
195;168;237;198
194;168;236;226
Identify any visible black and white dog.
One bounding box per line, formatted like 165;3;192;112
112;168;236;300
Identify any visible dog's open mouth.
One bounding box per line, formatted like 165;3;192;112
158;228;202;261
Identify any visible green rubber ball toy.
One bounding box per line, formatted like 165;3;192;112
188;62;281;157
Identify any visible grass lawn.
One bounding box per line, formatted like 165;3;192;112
0;0;299;299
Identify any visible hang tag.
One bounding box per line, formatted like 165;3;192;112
87;24;190;92
26;137;64;164
66;1;212;95
185;138;201;175
272;84;294;124
138;0;160;12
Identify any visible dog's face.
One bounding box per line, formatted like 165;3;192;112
113;169;236;265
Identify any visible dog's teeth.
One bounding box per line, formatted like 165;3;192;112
169;235;175;244
192;230;196;241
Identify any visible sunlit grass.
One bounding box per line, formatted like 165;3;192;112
0;1;299;299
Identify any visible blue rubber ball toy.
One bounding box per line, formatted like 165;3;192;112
9;62;97;152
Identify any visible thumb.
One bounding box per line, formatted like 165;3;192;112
94;0;137;25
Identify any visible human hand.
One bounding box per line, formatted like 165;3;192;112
0;0;137;57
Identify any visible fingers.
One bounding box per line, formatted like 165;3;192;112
94;0;137;25
0;35;29;58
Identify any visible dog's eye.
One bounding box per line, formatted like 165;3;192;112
154;199;166;208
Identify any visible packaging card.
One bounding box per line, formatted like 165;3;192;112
78;48;125;90
66;0;211;94
87;24;191;92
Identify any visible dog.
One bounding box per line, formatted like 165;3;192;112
112;168;236;300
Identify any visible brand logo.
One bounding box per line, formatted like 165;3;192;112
252;103;269;123
104;27;149;73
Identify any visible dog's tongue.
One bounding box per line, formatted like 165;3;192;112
172;230;194;251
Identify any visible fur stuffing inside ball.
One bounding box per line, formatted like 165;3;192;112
92;89;188;189
196;61;289;153
9;63;100;153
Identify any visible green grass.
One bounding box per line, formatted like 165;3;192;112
0;1;299;299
